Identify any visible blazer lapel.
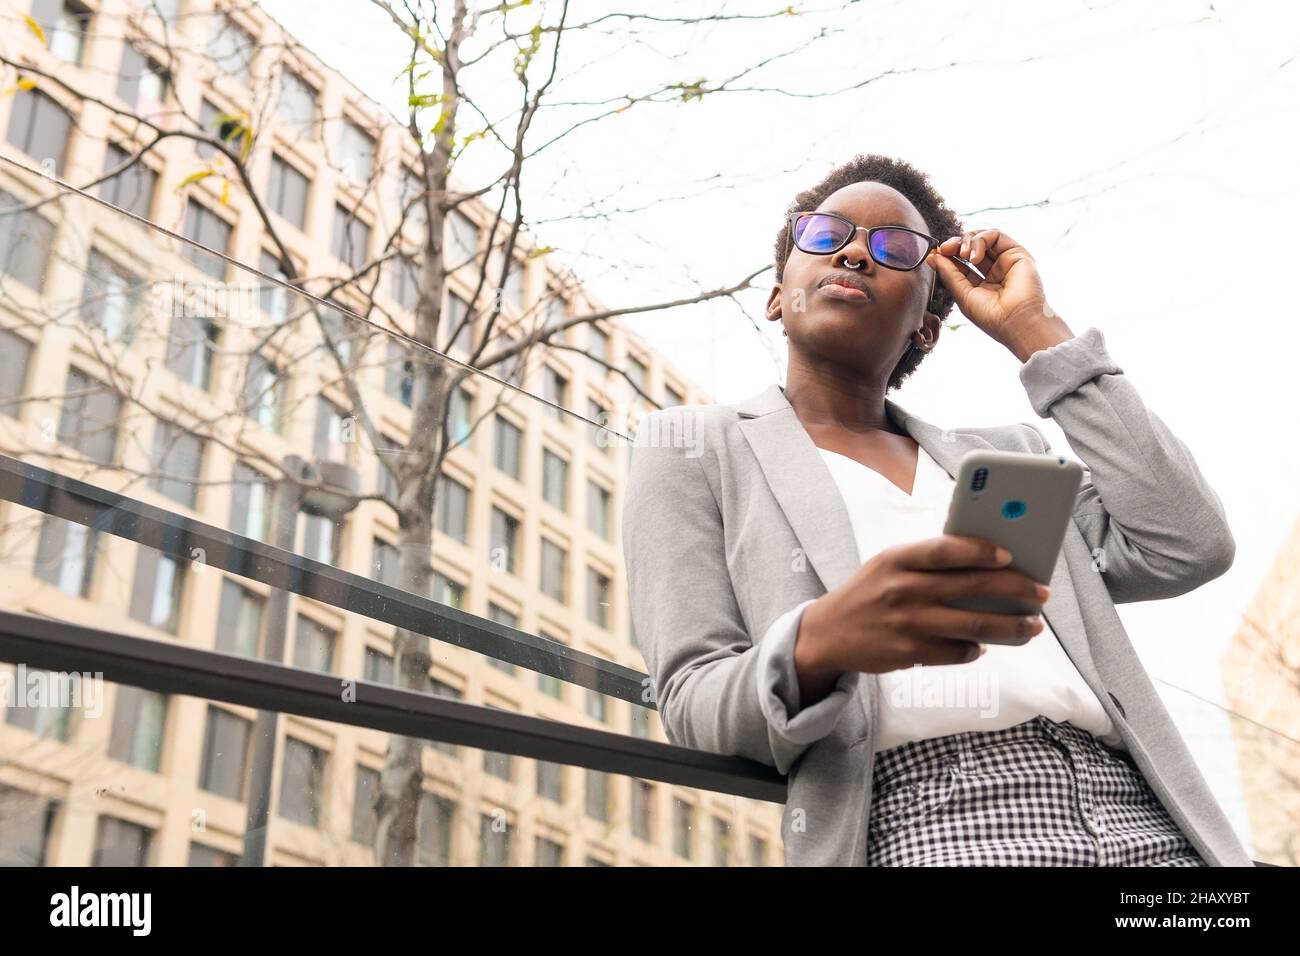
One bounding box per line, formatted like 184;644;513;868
735;382;1101;689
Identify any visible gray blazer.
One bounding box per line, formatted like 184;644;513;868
622;326;1254;866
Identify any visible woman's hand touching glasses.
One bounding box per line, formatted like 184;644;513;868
928;229;1076;363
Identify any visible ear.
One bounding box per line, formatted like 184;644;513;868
765;284;783;324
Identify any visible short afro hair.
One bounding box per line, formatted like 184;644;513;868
773;154;963;391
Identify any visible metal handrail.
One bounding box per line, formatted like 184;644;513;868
0;452;649;706
0;609;787;803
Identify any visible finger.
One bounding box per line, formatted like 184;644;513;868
927;248;977;298
893;534;1011;572
906;605;1045;646
920;567;1050;607
897;635;986;668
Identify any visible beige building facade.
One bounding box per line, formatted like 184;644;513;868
0;0;783;866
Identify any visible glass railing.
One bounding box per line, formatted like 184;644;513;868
0;154;784;867
0;153;1284;868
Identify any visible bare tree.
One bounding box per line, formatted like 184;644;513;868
0;0;876;866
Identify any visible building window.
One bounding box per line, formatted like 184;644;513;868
292;616;337;673
483;749;512;781
0;187;56;290
588;325;609;367
205;12;255;85
479;813;509;866
585;688;607;724
231;464;271;543
266;154;310;229
58;368;121;465
587;481;611;539
543;295;566;342
165;313;220;390
99;143;157;219
385;340;414;408
713;817;732;866
314;397;350;462
277;68;317;138
128;549;186;634
198;705;250;801
301;511;341;566
432;571;464;609
586;398;612;455
108;685;167;773
149;421;204;509
541;367;568;421
376;434;403;504
332;203;371;271
435;473;470;544
446;210;477;267
189;842;238;866
486;603;518;675
631;780;653;841
181;199;232;280
400;168;428;234
82;249;143;344
0;326;33;418
34;515;99;598
536;761;563;803
351;765;379;846
0;786;59;866
493;416;522;479
489;507;519;575
390;254;420;312
627;354;648;392
541;449;568;511
278;738;326;827
445;290;472;353
6;87;72;175
117;44;169;114
447;387;472;447
371;538;401;589
666;383;686;408
34;0;92;65
363;646;394;685
540;538;567;604
256;250;292;324
339;119;375;182
535;836;564;867
4;668;74;741
91;816;153;866
749;833;768;867
537;673;564;701
585;770;609;822
427;679;461;757
196;98;246;160
501;258;525;311
244;353;284;433
418;793;454;866
215;579;264;659
673;798;694;859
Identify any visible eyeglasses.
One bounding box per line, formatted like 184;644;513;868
787;211;940;271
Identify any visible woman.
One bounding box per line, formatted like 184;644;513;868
621;154;1254;866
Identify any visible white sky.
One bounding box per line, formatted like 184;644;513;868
261;0;1300;852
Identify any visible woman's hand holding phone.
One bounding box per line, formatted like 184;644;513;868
792;533;1049;705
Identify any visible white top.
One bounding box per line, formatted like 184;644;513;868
813;442;1125;753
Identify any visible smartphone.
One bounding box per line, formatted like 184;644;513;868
941;449;1084;615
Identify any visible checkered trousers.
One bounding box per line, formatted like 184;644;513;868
865;714;1207;866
